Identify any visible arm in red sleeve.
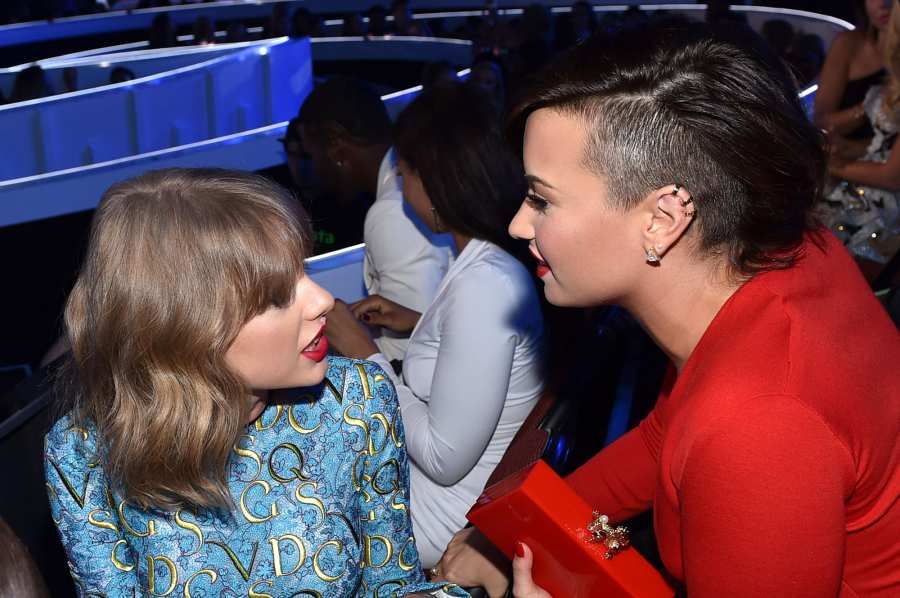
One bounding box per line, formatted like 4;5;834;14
565;399;667;522
679;394;854;597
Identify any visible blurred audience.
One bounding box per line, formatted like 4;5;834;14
10;65;52;103
267;3;290;38
391;0;430;36
192;15;215;45
761;18;794;59
290;7;320;39
469;53;506;112
366;4;390;37
225;21;248;43
421;60;457;89
788;32;826;86
109;66;136;84
706;0;748;25
62;66;78;93
148;12;177;48
342;11;365;37
555;1;597;51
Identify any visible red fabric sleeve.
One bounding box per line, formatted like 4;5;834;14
679;394;855;597
564;403;666;522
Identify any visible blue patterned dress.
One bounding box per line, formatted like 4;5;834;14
44;357;467;598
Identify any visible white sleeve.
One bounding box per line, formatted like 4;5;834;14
364;198;445;314
372;270;517;486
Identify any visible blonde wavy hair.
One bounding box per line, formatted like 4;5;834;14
64;168;310;511
884;4;900;120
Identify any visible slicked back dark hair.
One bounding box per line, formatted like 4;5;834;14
297;76;391;146
509;24;826;277
395;82;526;250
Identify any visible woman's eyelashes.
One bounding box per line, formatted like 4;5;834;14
525;191;549;212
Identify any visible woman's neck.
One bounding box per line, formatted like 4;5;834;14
625;256;742;372
246;389;270;425
451;231;472;254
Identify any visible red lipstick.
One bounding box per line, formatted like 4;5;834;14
530;246;551;278
301;326;329;363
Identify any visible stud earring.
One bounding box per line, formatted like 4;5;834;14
336;160;344;168
645;247;660;263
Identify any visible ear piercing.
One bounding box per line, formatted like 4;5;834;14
645;247;660;263
673;184;695;217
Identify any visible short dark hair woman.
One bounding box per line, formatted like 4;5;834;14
437;25;900;597
328;83;545;569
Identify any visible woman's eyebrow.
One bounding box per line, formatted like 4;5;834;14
525;174;556;190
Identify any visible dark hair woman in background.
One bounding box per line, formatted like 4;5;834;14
438;25;900;597
328;83;545;569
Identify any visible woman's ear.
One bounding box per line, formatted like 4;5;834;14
640;184;697;260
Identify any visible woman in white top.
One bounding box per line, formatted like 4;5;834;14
328;82;545;568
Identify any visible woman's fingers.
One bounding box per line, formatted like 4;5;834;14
350;296;386;319
512;542;553;598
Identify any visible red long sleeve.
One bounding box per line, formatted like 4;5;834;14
565;426;656;522
678;394;854;597
565;369;675;521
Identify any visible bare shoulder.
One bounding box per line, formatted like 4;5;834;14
830;29;865;55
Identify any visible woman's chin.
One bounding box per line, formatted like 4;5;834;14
295;358;330;387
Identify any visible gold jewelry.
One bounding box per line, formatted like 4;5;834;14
587;512;630;559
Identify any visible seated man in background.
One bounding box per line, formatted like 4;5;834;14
261;116;372;254
297;77;452;363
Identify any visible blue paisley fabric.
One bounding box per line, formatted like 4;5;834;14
44;357;467;598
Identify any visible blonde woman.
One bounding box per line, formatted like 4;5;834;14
815;0;891;145
44;169;466;598
827;1;900;264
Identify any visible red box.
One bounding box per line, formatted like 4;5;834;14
466;460;674;598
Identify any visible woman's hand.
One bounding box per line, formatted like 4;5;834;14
828;133;869;162
326;299;380;360
511;542;552;598
433;528;511;598
350;295;421;334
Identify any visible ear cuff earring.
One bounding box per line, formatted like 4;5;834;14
674;184;696;217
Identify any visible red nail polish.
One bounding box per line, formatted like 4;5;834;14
515;542;526;558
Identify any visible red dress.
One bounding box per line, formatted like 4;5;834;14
567;232;900;597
